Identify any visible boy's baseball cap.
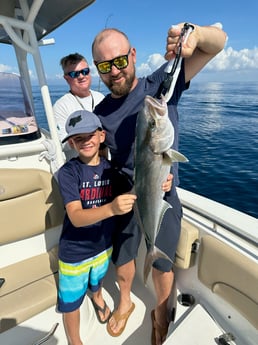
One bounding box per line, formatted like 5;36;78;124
62;110;102;143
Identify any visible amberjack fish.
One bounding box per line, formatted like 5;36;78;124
134;95;188;285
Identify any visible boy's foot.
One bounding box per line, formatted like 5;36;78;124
91;297;111;324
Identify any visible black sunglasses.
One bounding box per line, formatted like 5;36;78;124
66;67;90;78
95;49;131;74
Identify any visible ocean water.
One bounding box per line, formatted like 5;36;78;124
33;81;258;219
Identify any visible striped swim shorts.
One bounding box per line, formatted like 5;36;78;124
58;246;112;313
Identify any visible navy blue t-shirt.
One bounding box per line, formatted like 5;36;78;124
94;61;188;190
57;156;131;263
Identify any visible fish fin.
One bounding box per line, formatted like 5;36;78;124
143;200;172;285
144;245;173;286
130;185;136;194
165;149;188;163
143;250;153;286
157;200;172;236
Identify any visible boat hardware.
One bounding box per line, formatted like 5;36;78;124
32;323;59;345
0;278;5;288
177;293;195;307
215;332;236;345
191;240;200;253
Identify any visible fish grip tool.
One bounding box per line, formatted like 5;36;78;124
155;23;194;101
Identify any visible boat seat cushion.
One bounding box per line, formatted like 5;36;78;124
175;219;199;269
0;168;64;244
198;235;258;329
0;247;58;333
0;168;64;333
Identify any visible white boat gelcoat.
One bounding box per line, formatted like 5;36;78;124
0;1;257;345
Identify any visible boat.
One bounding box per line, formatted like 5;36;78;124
0;1;257;344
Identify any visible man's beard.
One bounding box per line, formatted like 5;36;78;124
103;69;135;97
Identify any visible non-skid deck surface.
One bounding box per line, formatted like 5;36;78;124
1;262;230;345
0;238;197;345
85;262;156;345
0;258;157;345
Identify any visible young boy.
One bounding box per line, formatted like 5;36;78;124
57;109;136;345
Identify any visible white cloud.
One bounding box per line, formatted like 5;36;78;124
55;73;64;80
3;45;258;83
137;53;165;76
0;64;12;72
0;64;35;78
135;47;258;81
206;46;258;71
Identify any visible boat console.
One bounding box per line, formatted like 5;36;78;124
0;73;41;145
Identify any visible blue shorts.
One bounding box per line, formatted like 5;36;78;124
58;247;112;313
112;210;141;266
112;192;182;272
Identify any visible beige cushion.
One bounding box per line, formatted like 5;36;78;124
0;169;64;333
0;168;64;244
0;246;59;333
198;235;258;329
175;219;199;269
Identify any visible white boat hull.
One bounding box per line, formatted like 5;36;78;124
0;1;257;344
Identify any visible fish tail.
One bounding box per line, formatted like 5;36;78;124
143;251;153;286
143;245;173;286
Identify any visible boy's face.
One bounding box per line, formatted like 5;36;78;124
68;129;105;159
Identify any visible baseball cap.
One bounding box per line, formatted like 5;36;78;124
62;110;102;143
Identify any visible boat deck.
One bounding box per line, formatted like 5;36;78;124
0;240;239;345
0;260;155;345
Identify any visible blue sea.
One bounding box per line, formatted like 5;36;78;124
33;81;258;219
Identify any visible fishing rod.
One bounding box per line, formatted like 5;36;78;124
155;22;194;102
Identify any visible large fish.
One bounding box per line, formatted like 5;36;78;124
134;95;188;285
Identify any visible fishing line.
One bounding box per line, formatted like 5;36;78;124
155;23;194;101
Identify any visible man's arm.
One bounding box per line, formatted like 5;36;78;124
165;23;227;83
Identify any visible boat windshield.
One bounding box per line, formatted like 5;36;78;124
0;72;41;145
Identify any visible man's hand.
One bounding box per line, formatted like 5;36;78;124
162;173;173;192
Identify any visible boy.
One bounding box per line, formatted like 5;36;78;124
57;109;136;345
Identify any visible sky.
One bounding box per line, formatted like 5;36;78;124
0;0;258;85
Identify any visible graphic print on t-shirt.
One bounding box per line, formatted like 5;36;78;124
80;172;112;208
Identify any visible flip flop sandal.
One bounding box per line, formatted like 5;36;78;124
151;309;168;345
106;302;135;337
91;297;111;324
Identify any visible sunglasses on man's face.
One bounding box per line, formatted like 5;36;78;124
95;49;131;74
66;67;90;78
